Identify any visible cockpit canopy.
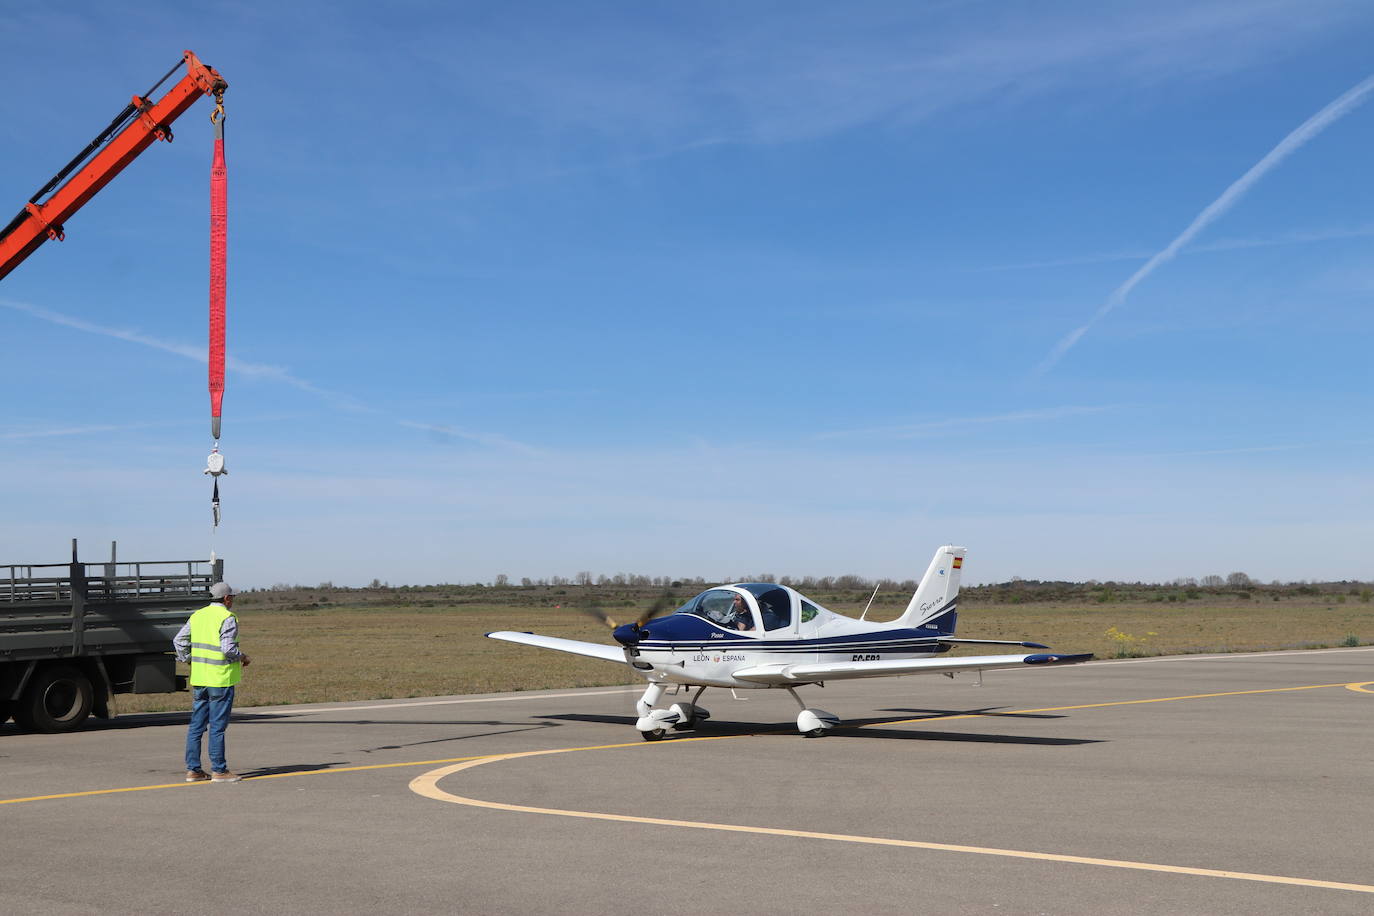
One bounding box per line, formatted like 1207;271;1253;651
672;583;825;633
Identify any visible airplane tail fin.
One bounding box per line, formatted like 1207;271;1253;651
895;545;966;632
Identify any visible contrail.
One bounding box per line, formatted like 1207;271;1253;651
397;420;542;455
0;298;335;394
1;297;537;452
1037;72;1374;375
1;297;378;411
814;404;1116;440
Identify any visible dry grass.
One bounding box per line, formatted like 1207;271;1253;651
949;599;1374;660
116;604;639;714
113;594;1372;713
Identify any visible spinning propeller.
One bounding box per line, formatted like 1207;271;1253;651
577;591;677;646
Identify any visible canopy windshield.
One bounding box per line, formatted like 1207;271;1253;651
675;584;792;632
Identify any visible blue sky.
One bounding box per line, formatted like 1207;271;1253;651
2;1;1372;587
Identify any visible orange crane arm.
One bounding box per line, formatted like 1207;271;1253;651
0;51;227;282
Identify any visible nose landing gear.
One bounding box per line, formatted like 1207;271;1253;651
635;684;712;739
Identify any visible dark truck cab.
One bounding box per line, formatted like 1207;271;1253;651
1;541;222;732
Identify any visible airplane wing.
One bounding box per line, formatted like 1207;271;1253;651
731;652;1092;685
486;631;628;665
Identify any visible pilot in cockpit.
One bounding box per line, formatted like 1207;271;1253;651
729;593;754;631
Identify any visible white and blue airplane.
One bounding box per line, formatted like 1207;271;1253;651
488;546;1092;739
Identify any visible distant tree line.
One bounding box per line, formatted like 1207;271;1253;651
257;570;1372;604
476;572;924;592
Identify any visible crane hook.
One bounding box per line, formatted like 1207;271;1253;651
210;88;225;125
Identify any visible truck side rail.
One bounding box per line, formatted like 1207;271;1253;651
3;559;215;603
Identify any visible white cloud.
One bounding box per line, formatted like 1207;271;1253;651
417;1;1368;149
1;421;171;440
6;436;1364;586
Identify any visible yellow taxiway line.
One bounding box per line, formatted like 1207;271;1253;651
875;681;1359;726
406;680;1374;896
0;753;499;805
410;749;1374;895
1;679;1367;811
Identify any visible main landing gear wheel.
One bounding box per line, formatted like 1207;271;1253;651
788;687;840;737
641;728;667;741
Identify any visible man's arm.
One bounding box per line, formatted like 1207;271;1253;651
172;620;192;663
219;615;245;662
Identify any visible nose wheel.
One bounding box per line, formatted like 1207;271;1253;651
635;685;711;739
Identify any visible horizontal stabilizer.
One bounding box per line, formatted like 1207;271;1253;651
732;651;1093;685
486;631;628;665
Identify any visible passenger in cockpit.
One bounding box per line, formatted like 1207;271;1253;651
729;593;754;631
758;599;784;631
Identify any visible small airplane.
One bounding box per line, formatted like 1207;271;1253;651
488;546;1092;739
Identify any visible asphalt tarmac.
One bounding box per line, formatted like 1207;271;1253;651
3;646;1372;915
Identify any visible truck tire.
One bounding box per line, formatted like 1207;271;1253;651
15;665;94;733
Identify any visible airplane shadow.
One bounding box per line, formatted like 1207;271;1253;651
536;712;1100;746
876;707;1066;721
827;726;1099;745
356;722;560;753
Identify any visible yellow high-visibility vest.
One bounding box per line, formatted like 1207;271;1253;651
187;604;241;687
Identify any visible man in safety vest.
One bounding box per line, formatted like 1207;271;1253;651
173;581;251;783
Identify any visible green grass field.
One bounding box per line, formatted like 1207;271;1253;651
113;588;1373;714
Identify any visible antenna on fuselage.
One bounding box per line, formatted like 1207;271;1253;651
859;583;880;621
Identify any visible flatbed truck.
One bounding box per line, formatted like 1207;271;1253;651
1;541;221;732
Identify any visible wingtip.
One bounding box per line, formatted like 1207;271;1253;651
1024;652;1094;665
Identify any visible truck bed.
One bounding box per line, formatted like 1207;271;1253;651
2;559;218;661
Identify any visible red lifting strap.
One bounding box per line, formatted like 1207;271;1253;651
209;113;226;439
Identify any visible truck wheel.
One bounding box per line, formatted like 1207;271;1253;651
15;666;94;733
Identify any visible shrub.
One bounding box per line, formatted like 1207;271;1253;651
1106;626;1156;658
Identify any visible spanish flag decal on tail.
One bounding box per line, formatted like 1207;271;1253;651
952;557;963;569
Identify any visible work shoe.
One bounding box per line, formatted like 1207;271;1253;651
185;769;210;782
211;770;243;783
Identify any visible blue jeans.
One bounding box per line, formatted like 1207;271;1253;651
185;685;235;773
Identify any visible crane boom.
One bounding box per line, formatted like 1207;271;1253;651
0;50;227;282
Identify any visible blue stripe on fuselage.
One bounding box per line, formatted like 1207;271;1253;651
635;614;952;652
